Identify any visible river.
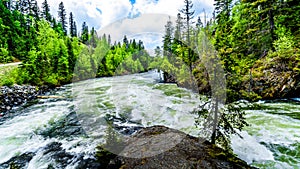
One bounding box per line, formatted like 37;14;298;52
0;71;299;168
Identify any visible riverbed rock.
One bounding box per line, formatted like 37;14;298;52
35;111;86;139
97;126;256;169
0;85;50;113
246;53;300;100
0;152;35;169
41;142;101;169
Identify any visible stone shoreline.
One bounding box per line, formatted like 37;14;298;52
0;85;51;114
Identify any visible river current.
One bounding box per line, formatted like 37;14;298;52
0;71;299;168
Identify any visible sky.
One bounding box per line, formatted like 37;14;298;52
37;0;215;50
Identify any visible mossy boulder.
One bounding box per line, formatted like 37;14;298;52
247;50;300;99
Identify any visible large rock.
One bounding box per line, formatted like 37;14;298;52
98;126;255;169
248;53;300;99
251;70;300;99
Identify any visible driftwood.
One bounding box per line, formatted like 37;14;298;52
37;95;64;99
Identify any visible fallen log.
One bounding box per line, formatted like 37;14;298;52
37;95;64;99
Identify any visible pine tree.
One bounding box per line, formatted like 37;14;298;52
196;16;203;28
123;35;129;49
81;21;89;44
29;0;39;21
155;46;161;57
90;27;97;47
108;34;111;46
213;0;233;72
163;17;173;59
19;0;29;14
179;0;195;41
138;40;144;50
73;21;77;37
42;0;51;22
179;0;195;71
69;12;77;37
214;0;232;21
3;0;11;10
58;1;67;34
174;13;183;42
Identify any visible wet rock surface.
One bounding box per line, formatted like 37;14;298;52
0;85;50;114
35;111;87;139
248;54;300;100
42;142;101;169
100;126;256;169
251;71;300;99
0;125;255;169
105;114;143;135
0;152;35;169
0;142;101;169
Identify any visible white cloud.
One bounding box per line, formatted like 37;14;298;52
37;0;132;29
37;0;214;29
132;0;184;17
98;13;175;43
36;0;215;49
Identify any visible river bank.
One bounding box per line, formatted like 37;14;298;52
0;85;52;114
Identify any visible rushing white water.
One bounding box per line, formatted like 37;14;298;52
231;102;300;169
0;71;299;168
0;100;70;164
72;71;201;138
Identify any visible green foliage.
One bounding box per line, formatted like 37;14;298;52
207;0;300;102
273;36;294;57
192;101;249;150
0;0;85;86
73;34;151;81
80;22;89;44
0;46;13;63
0;66;19;86
17;20;82;86
58;2;67;34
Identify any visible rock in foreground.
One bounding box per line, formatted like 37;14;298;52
98;126;255;169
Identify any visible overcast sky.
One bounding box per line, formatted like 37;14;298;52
37;0;214;50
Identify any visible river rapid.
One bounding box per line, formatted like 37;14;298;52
0;71;299;168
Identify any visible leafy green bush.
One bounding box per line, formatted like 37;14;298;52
0;66;19;86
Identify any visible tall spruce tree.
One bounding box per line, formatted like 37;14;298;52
29;0;39;20
174;13;183;43
196;16;203;28
69;12;77;37
58;1;67;34
179;0;195;71
81;21;89;44
163;17;173;59
90;27;97;47
42;0;51;22
108;34;111;46
19;0;29;14
3;0;11;10
213;0;233;72
73;21;77;37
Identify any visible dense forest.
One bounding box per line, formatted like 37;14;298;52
0;0;151;86
151;0;300;102
1;0;300;101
